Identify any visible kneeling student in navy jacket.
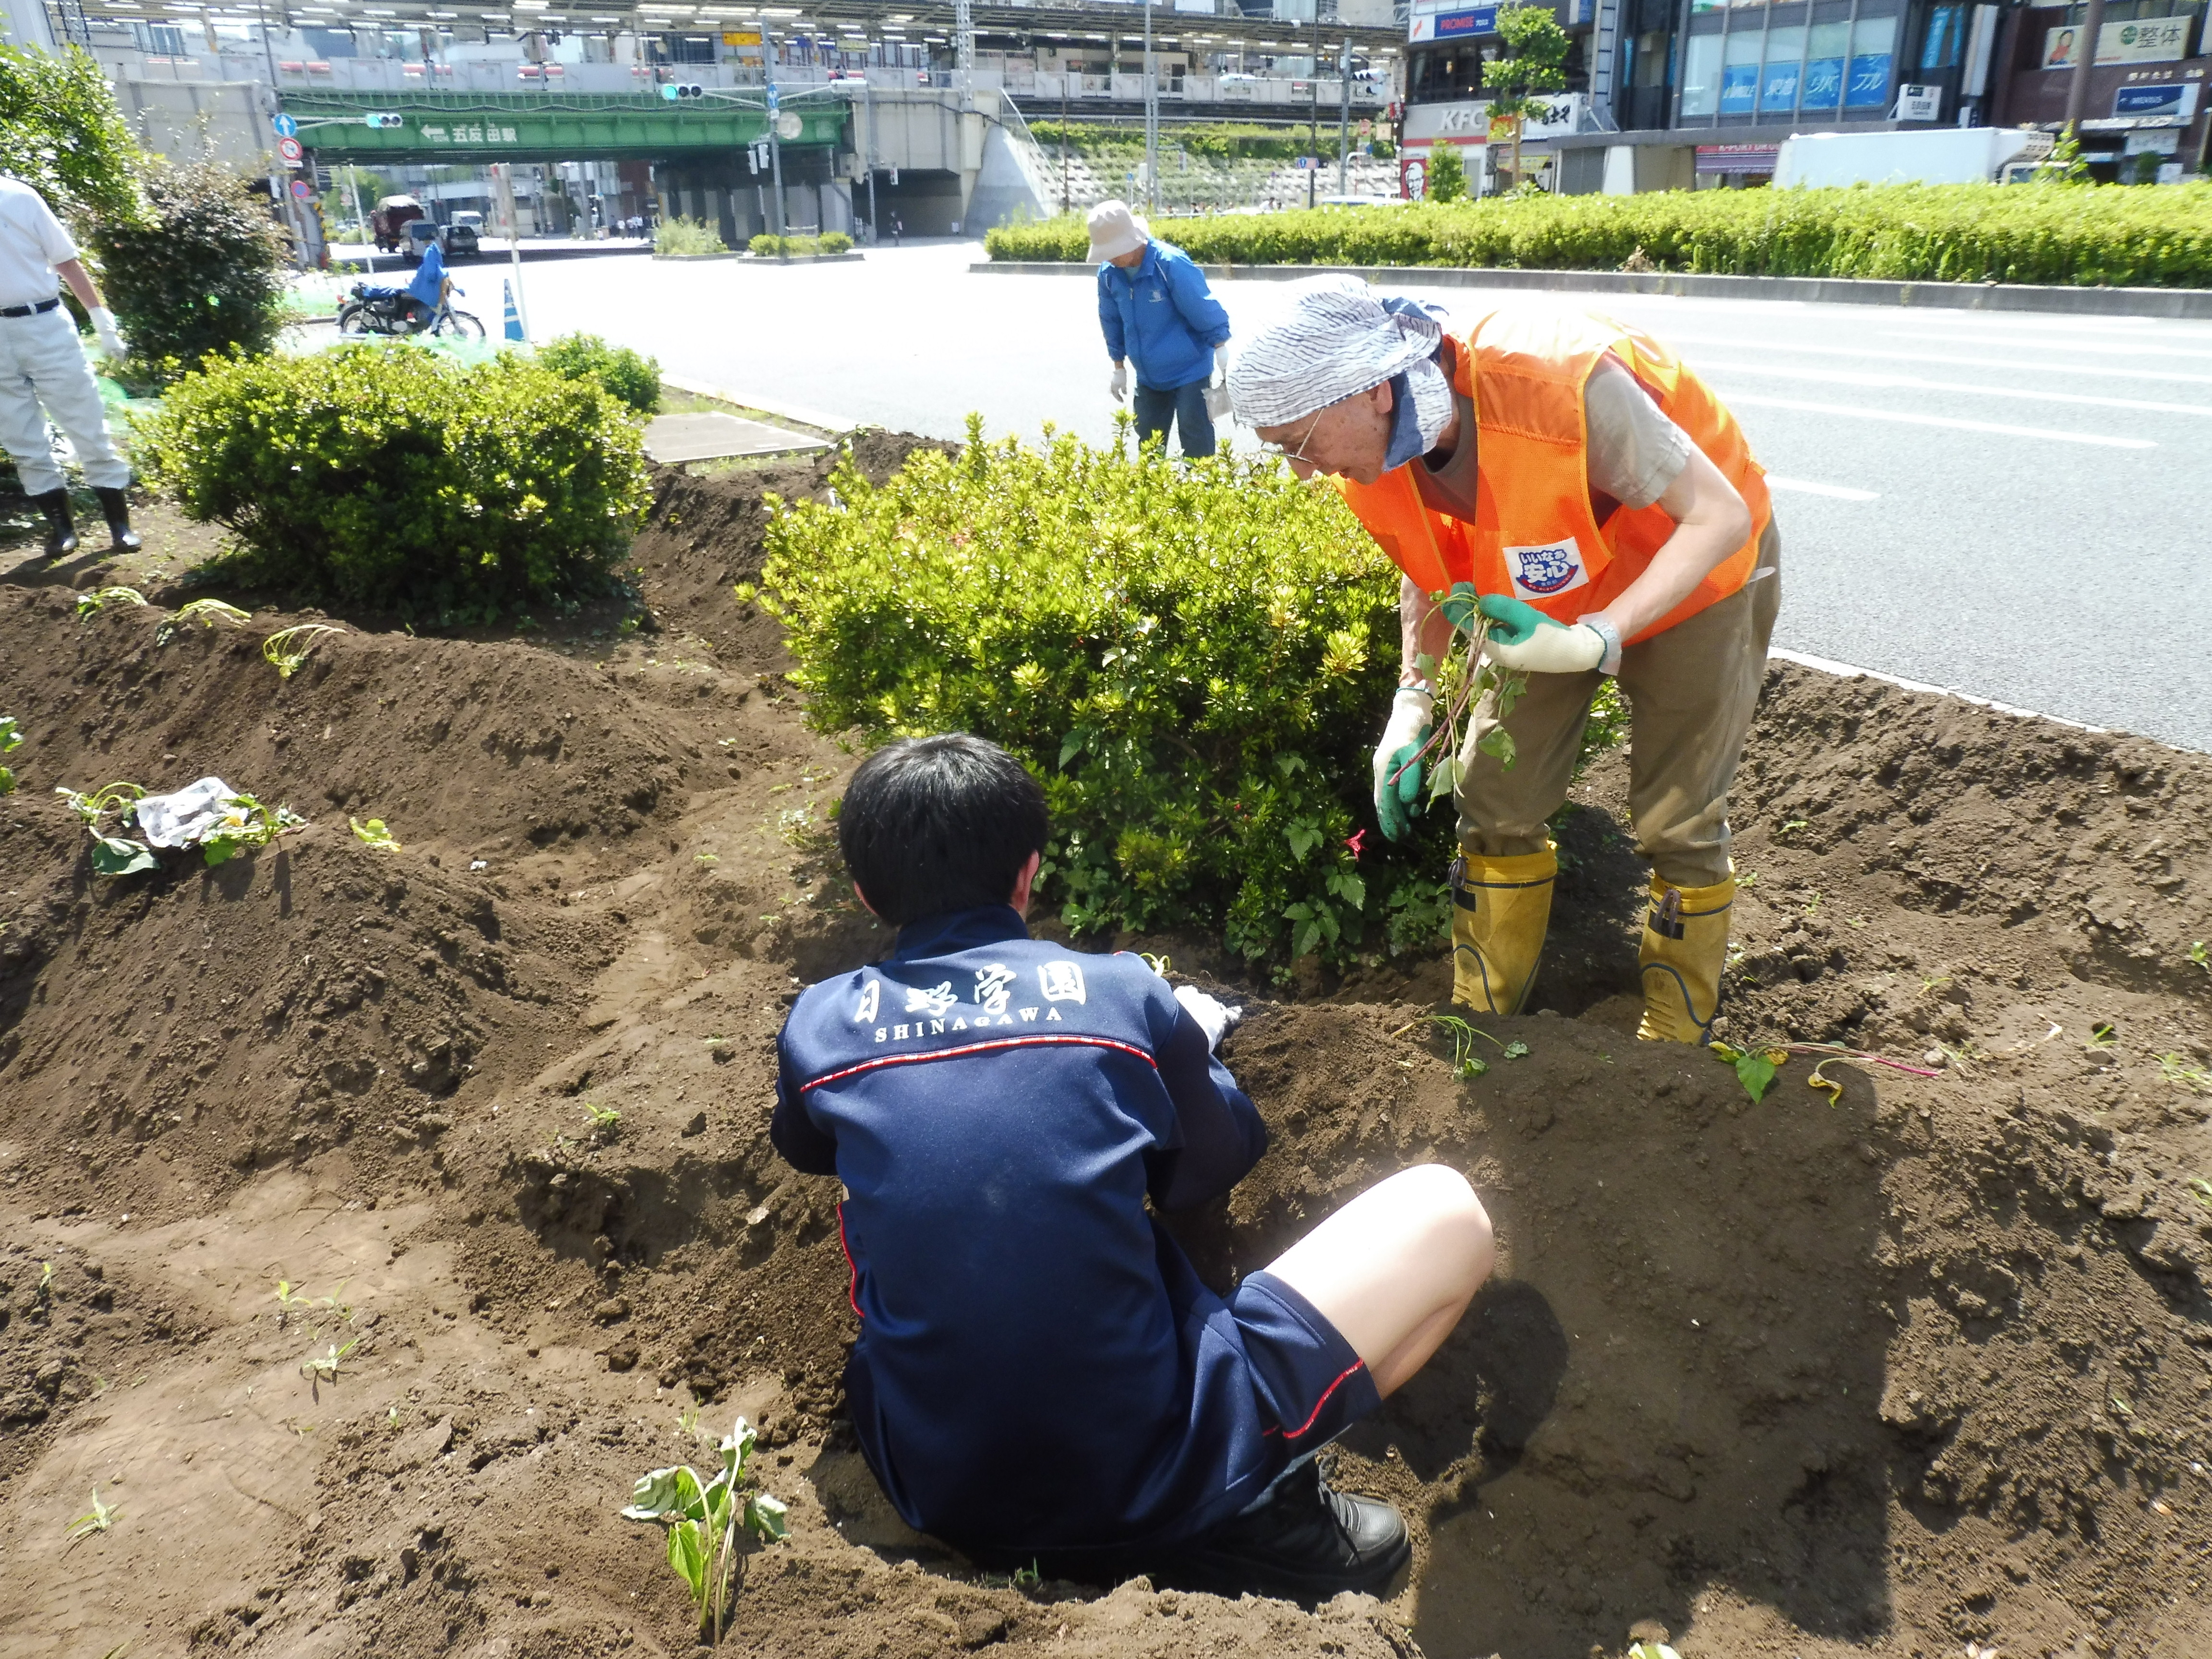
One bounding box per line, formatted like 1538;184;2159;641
772;733;1495;1597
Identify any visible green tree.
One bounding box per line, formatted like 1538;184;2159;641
1481;1;1570;191
86;159;289;383
0;43;144;225
1426;141;1467;203
2035;124;2095;185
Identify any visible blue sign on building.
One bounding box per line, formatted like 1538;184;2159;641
1719;62;1759;113
2114;82;2188;118
1801;56;1845;107
1844;52;1893;108
1434;7;1499;37
1760;60;1803;111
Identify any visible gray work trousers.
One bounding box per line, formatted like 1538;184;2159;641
0;304;130;496
1456;518;1783;890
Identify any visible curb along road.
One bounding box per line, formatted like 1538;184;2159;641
973;260;2212;320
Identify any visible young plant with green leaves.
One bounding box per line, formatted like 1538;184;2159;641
621;1417;789;1645
1425;141;1467;204
0;715;20;795
199;793;306;866
65;1487;120;1545
56;781;154;875
349;817;401;851
262;624;343;680
76;587;147;621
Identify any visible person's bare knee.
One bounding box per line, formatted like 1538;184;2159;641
1396;1164;1495;1304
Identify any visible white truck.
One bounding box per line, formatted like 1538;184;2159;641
1773;126;2055;188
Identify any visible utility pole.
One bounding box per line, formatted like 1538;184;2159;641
1307;7;1319;208
2062;0;2104;134
1336;36;1351;195
863;77;878;241
1142;0;1158;214
1060;72;1071;212
955;0;973;85
764;24;787;246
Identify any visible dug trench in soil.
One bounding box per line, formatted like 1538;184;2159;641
0;448;2207;1659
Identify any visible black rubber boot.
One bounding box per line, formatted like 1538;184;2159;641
1162;1460;1409;1601
30;488;76;558
93;486;141;553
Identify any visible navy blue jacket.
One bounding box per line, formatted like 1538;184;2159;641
1096;239;1231;392
772;906;1272;1555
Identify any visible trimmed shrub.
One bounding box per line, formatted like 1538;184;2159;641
818;230;853;255
537;331;661;413
749;233;852;257
0;43;143;225
764;416;1464;968
136;344;651;621
86;160;289;384
985;181;2212;289
656;215;727;256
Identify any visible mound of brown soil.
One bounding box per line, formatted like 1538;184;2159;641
0;453;2207;1659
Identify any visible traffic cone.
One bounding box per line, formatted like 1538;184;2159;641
502;280;525;342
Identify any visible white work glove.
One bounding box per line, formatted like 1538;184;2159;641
1372;684;1434;843
1203;343;1231;419
1174;984;1241;1052
89;306;126;360
1475;592;1617;676
1108;360;1128;403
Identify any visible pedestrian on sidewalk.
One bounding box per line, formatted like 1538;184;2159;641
1090;199;1231;459
1231;276;1781;1045
0;174;138;558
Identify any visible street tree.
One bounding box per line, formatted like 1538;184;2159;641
0;44;144;226
1427;142;1468;204
1480;1;1570;191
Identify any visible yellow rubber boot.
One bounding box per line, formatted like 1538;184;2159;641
1637;875;1736;1043
1450;846;1558;1015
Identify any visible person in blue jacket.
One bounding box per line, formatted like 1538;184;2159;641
401;233;447;330
1090;199;1232;459
772;733;1495;1598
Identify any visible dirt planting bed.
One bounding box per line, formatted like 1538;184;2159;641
0;451;2208;1659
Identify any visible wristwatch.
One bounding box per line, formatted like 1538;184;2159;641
1582;615;1623;677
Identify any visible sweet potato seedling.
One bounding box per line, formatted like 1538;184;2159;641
57;782;156;875
66;1488;119;1544
0;715;20;795
262;624;343;679
301;1336;360;1398
75;587;146;621
2159;1053;2212;1096
349;817;401;851
156;598;252;646
622;1417;789;1645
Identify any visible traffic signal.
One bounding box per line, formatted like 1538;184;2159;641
660;82;704;100
363;112;403;128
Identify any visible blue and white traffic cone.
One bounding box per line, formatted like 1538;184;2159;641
502;280;525;342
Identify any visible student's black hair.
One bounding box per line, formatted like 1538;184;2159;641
838;734;1049;927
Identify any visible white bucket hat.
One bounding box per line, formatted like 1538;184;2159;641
1086;198;1150;264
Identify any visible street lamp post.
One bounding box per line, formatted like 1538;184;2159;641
1142;0;1158;215
764;24;787;246
1336;37;1351;195
1307;8;1319;208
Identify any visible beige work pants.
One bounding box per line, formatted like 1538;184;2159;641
1455;519;1782;890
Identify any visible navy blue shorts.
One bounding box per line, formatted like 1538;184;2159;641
1229;1269;1380;1460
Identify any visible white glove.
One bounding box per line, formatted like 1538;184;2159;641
1109;360;1128;402
90;306;126;360
1174;984;1241;1052
1371;684;1434;842
1484;621;1608;675
1212;342;1229;385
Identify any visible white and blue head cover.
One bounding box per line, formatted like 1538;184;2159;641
1227;276;1454;469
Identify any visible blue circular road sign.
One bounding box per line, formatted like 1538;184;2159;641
272;112;300;138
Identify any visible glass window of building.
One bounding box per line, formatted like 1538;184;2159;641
1846;14;1897;109
1919;3;1965;67
1719;28;1763;114
1759;24;1805;112
1681;29;1722;114
1801;19;1850;110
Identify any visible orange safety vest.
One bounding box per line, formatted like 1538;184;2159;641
1335;309;1771;644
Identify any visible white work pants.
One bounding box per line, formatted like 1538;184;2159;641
0;305;130;495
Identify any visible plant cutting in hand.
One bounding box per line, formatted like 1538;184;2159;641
0;715;20;795
75;586;147;621
1383;608;1531;818
66;1488;120;1545
621;1417;790;1645
262;624;343;679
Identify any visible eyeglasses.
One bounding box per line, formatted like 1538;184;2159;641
1260;410;1327;469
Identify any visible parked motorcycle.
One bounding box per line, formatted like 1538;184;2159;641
336;274;484;340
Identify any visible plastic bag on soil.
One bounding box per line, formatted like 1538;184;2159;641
132;776;239;848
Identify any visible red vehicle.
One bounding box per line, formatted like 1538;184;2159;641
370;195;424;253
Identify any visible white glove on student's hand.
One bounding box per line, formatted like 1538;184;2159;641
1174;984;1241;1052
90;306;126;359
1108;360;1128;402
1212;342;1229;385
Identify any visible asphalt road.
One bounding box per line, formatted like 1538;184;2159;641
500;240;2212;753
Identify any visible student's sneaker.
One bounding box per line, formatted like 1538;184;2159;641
1163;1459;1410;1601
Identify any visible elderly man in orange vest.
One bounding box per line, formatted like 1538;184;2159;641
1229;277;1779;1043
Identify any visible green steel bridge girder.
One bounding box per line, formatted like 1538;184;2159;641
289;90;848;164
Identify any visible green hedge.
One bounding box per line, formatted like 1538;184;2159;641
538;330;661;413
748;232;854;257
137;344;651;621
986;181;2212;288
763;416;1462;968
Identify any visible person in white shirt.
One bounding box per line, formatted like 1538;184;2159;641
0;174;138;558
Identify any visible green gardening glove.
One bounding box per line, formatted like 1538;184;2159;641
1437;581;1482;633
1372;686;1433;843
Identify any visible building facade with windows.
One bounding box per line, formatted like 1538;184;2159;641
1397;0;2205;191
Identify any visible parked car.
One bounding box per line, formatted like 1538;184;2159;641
405;218;480;261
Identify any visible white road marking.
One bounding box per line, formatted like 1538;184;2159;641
1663;331;2212;387
1764;476;1879;501
1881;329;2212;361
1715;390;2157;448
1696;358;2212;417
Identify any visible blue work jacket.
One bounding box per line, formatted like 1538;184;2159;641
1097;239;1230;392
771;905;1275;1557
